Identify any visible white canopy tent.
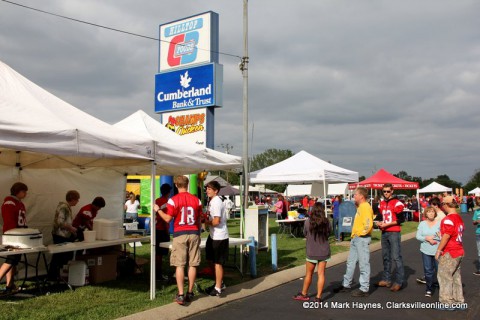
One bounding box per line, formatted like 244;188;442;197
114;110;242;175
468;187;480;195
417;181;452;194
250;150;358;197
416;182;452;220
0;60;158;296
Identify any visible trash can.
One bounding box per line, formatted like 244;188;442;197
460;203;467;213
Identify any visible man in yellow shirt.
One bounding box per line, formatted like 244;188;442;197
334;187;374;297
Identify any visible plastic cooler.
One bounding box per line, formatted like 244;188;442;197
68;261;88;286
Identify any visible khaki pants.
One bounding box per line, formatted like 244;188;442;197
437;252;464;305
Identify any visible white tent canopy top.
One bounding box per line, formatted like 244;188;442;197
468;187;480;195
114;110;242;175
0;60;154;169
249;150;358;184
417;181;452;193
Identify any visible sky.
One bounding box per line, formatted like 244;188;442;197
1;0;479;184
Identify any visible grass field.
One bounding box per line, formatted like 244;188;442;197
0;219;419;320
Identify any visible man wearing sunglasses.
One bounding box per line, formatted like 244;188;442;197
376;183;405;292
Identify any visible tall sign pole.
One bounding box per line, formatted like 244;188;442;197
240;0;249;238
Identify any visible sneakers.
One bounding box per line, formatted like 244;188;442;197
376;280;392;288
292;292;310;301
333;285;351;293
473;271;480;276
313;297;321;302
0;285;19;296
208;287;222;297
416;277;426;284
390;283;402;292
351;289;369;297
185;291;195;302
175;293;185;305
425;291;432;297
204;282;226;295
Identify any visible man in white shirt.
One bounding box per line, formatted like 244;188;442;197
204;181;229;297
223;196;234;219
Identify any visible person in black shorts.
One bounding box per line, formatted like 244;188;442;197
204;181;229;296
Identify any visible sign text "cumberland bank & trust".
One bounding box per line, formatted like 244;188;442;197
157;84;212;108
155;63;222;113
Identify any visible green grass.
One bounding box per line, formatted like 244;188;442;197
0;219;419;320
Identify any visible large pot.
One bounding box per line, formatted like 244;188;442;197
2;228;44;248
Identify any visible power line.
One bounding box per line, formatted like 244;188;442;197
0;0;242;60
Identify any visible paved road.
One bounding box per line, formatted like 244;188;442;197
188;213;480;320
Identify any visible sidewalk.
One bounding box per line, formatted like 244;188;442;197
117;232;417;320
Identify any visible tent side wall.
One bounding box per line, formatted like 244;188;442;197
0;165;125;245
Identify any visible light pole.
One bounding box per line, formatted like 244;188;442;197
240;0;249;238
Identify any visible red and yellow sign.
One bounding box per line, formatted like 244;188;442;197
162;109;207;146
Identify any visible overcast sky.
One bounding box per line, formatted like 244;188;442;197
1;0;479;184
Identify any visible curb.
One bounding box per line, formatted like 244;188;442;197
117;231;417;320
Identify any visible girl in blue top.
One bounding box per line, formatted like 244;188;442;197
293;203;331;302
415;206;440;297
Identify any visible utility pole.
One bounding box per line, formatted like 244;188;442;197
240;0;249;239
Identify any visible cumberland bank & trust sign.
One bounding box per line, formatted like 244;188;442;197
155;63;223;113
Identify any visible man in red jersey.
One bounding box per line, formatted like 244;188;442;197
154;183;172;281
376;183;405;292
0;182;28;294
435;196;465;310
72;197;106;241
155;176;202;306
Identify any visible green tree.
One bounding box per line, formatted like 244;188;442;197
463;168;480;192
433;174;462;190
250;148;294;193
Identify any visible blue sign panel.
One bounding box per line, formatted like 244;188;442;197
155;63;222;113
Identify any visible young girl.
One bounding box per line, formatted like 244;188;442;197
415;206;440;297
293;202;331;302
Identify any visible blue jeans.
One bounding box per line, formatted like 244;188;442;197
343;236;371;292
125;211;138;221
381;231;404;285
421;252;438;292
332;217;339;240
476;234;480;272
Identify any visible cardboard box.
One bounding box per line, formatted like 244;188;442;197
77;253;117;284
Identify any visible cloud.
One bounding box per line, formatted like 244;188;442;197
1;0;479;184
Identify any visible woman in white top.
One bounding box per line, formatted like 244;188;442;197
124;193;140;221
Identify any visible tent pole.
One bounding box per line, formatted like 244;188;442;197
323;169;327;199
417;190;421;221
150;161;156;300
